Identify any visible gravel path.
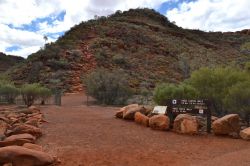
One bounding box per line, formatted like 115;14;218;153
38;93;250;166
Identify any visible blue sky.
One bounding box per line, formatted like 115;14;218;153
0;0;250;58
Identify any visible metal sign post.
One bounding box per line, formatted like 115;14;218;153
54;90;62;106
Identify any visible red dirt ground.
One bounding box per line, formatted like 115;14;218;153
37;93;250;166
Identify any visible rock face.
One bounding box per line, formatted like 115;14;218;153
212;114;240;135
0;146;54;166
134;112;149;127
173;114;198;134
149;115;170;130
123;106;146;120
240;127;250;140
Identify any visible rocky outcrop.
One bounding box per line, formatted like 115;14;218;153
173;114;198;134
212;114;240;135
149;115;170;130
240;127;250;140
0;146;54;166
135;112;149;127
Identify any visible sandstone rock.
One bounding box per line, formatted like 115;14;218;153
173;114;198;134
7;124;42;137
240;127;250;140
149;115;170;130
212;116;219;122
8;117;19;125
0;134;36;147
115;110;123;119
135;112;149;127
212;114;240;135
0;120;8;138
0;116;10;124
5;134;36;142
0;146;54;166
6;113;19;119
23;143;43;151
25;118;40;127
28;113;44;122
0;138;33;147
120;104;139;115
123;106;146;120
28;106;40;114
143;106;153;116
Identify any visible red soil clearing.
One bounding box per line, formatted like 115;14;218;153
38;93;250;166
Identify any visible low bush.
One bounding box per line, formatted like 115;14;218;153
186;67;250;115
0;83;19;104
112;54;126;64
47;59;69;69
224;82;250;125
39;87;53;105
85;69;132;105
21;83;52;106
153;83;197;105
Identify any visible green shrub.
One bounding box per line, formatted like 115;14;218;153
224;82;250;125
21;83;52;106
47;59;69;69
94;51;106;61
153;83;197;105
85;69;132;105
240;42;250;53
187;67;250;115
112;54;126;64
0;84;19;104
38;87;52;105
245;61;250;72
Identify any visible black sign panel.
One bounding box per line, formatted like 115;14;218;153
167;99;211;133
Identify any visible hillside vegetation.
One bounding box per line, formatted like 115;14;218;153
0;52;24;74
7;8;250;92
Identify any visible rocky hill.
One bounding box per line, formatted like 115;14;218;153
7;8;250;92
0;52;24;74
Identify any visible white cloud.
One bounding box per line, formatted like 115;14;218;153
166;0;250;32
0;0;166;58
1;0;249;58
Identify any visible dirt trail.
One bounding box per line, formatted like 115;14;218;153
38;93;250;166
